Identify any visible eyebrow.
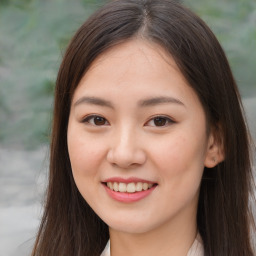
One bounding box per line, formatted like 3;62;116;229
138;96;185;107
74;96;114;108
74;96;185;108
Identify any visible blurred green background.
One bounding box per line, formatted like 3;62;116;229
0;0;255;149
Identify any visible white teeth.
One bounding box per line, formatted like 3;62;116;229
142;183;149;190
113;182;119;191
106;181;154;193
107;182;113;190
136;182;143;192
127;183;136;193
119;182;126;192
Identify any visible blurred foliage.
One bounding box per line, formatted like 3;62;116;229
0;0;255;149
0;0;105;149
183;0;256;96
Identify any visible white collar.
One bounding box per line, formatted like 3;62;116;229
101;233;204;256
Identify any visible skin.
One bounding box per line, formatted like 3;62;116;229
67;39;222;256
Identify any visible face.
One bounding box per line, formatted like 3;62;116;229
67;40;214;235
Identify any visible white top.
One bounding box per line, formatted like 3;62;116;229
101;233;204;256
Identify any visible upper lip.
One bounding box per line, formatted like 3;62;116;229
102;177;157;184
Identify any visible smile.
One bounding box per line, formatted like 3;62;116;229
106;181;154;193
102;178;158;203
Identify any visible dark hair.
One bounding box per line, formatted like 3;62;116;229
31;0;255;255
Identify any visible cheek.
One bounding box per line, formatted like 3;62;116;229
150;135;205;215
152;135;189;168
67;128;106;178
151;133;206;184
67;129;108;206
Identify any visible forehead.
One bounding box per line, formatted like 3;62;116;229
88;39;176;72
73;39;201;110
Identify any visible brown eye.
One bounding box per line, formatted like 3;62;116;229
83;115;109;126
153;117;167;126
94;116;106;125
146;116;175;127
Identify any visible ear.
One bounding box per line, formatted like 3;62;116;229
204;126;225;168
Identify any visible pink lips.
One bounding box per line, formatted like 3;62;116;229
102;177;157;203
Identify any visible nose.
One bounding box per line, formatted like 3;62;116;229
106;127;146;168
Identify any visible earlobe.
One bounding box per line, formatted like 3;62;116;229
204;130;225;168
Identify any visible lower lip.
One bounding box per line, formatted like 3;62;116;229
103;184;157;203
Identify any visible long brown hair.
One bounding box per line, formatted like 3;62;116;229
31;1;255;255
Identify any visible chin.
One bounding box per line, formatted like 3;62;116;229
109;222;153;234
102;214;163;234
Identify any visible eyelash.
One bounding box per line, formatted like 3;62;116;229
145;115;175;127
81;115;175;127
82;115;109;126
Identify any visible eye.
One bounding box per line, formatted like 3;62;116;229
146;116;175;127
82;115;109;126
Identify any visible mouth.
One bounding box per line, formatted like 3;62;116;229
103;181;157;193
101;178;158;202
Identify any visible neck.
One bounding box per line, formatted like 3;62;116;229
109;209;198;256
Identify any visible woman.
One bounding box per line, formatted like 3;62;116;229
31;0;255;255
